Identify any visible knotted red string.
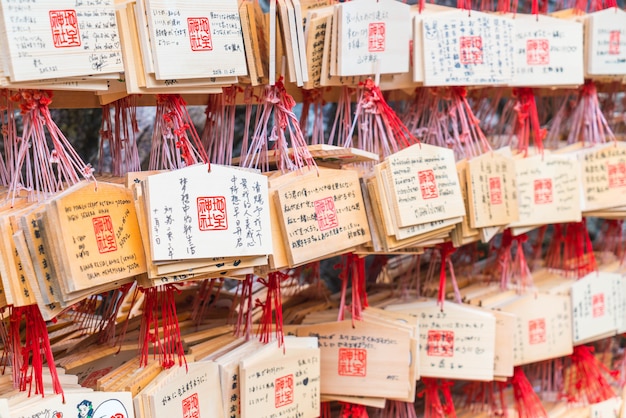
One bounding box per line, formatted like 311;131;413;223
256;271;287;347
139;284;187;370
339;402;369;418
233;274;255;341
437;242;461;308
336;253;368;323
300;88;327;145
513;88;545;156
202;86;241;165
462;381;508;415
321;401;332;418
329;87;356;147
8;89;95;204
191;278;224;325
243;77;316;172
548;80;615;146
98;95;141;176
512;367;548;418
150;94;209;171
420;378;457;418
347;78;417;159
10;305;64;399
382;400;417;418
563;345;618;404
546;220;596;278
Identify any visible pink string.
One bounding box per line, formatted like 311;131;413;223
149;94;209;171
242;77;316;172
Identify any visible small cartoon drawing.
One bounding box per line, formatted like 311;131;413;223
76;400;94;418
92;399;128;418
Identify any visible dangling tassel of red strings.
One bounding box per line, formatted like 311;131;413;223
564;219;596;278
494;230;534;291
437;242;461;308
512;367;548;418
233;274;255;341
513;88;545;156
138;284;186;369
382;400;417;418
300;88;327;145
546;220;596;278
328;86;355;147
462;381;508;416
98;95;141;176
8;89;95;204
320;401;333;418
71;283;134;345
347;78;417;158
10;305;64;399
0;90;13;187
149;94;209;171
336;253;368;323
339;402;369;418
563;345;618;405
190;278;224;325
203;86;240;166
243;77;315;172
421;378;457;418
256;271;287;347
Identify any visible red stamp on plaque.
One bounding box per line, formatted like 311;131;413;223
368;22;386;52
489;177;503;205
459;36;483;65
609;30;621;55
534;179;553;204
182;393;200;418
607;161;626;188
426;330;454;357
338;348;367;377
92;215;117;254
526;39;550;65
49;10;81;48
418;169;438;200
593;293;605;318
188;17;213;51
197;196;228;231
528;318;546;345
314;197;339;231
275;374;294;408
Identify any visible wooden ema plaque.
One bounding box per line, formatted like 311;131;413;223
144;164;272;261
296;319;414;400
584;8;626;77
571;272;620;345
466;152;518;229
412;4;456;84
385;143;465;228
239;337;320;418
421;10;514;86
136;361;224;418
335;0;411;77
0;0;123;82
510;153;582;228
499;293;573;366
43;181;146;294
385;300;496;381
510;14;584;87
144;0;247;81
10;391;133;418
273;167;371;267
575;143;626;212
